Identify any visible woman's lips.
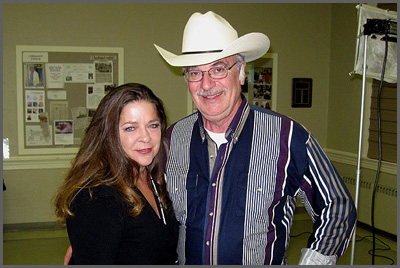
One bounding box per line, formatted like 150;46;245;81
137;148;152;154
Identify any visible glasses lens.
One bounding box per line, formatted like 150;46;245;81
186;71;202;82
185;62;237;82
209;67;228;79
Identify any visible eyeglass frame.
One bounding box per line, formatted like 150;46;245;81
183;61;242;82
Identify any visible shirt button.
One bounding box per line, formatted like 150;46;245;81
212;183;216;187
206;241;210;246
209;212;214;216
210;155;214;159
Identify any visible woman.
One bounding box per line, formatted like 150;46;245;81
54;83;178;264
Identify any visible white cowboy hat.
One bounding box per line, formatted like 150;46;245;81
154;11;270;67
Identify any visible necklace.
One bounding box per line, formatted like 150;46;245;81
150;179;167;225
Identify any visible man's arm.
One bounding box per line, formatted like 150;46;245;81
297;134;357;264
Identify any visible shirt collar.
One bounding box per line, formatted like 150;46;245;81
198;94;250;144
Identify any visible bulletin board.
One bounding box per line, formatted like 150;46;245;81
16;45;124;155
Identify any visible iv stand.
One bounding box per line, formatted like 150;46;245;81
350;33;369;266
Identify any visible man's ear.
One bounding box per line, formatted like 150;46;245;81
239;64;246;84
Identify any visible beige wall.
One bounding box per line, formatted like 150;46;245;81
3;3;395;229
328;4;364;151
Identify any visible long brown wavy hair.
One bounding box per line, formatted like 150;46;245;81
54;83;172;225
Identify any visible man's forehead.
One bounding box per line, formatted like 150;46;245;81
187;55;236;69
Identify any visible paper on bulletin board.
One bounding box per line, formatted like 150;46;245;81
64;63;95;83
24;63;45;88
23;52;48;63
95;60;113;84
25;125;52;146
54;120;74;145
50;101;69;122
46;63;65;88
71;107;89;129
71;107;91;141
25;90;45;122
47;90;67;100
86;84;106;109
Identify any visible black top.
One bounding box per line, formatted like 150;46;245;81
66;184;179;264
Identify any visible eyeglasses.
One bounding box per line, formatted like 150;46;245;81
184;61;241;82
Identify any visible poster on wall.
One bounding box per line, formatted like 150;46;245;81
253;67;272;110
241;54;277;112
24;63;45;88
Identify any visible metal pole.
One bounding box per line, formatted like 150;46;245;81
350;34;368;265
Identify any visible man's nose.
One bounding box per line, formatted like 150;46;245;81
200;71;216;90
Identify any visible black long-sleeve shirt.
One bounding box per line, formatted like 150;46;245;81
66;184;179;264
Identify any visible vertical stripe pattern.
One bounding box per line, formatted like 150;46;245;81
165;98;356;264
243;111;283;265
165;113;198;264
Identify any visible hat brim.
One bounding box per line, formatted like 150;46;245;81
154;33;270;67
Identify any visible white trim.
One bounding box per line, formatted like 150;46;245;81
269;53;278;111
324;148;397;175
3;155;74;170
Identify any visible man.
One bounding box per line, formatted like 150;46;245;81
154;11;356;265
64;11;356;265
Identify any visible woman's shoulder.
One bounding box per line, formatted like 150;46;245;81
67;185;128;229
72;184;125;209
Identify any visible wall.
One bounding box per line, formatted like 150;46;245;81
3;3;395;231
326;3;397;235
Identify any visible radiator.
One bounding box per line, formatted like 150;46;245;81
343;175;397;235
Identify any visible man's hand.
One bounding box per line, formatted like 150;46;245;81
63;246;72;265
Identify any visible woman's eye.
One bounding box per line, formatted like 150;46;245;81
150;123;160;129
125;127;135;132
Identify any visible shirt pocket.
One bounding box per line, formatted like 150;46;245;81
234;172;249;217
186;172;209;224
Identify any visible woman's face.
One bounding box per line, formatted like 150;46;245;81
119;100;161;170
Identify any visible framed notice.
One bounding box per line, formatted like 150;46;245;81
292;78;312;108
